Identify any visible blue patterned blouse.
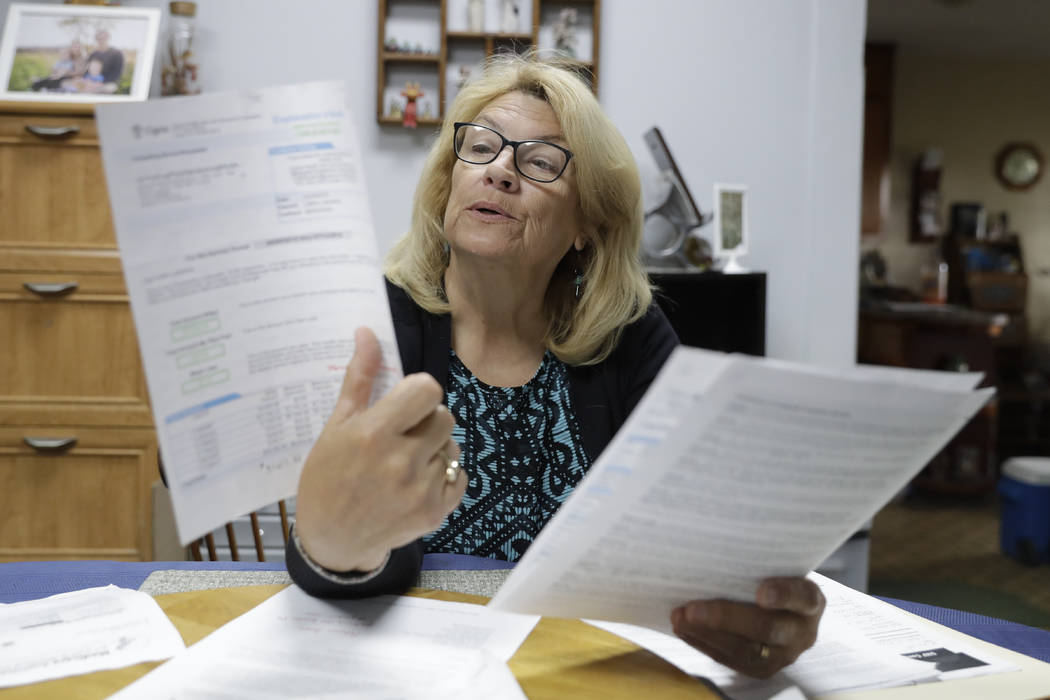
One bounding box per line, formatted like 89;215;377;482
423;349;591;561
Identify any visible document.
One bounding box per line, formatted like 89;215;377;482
0;585;184;689
110;587;538;699
489;348;993;631
95;82;401;543
812;573;1019;683
586;574;1018;700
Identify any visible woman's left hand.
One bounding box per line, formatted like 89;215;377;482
671;577;825;679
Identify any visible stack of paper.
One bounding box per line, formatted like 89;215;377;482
110;587;538;699
95;82;402;545
489;349;991;630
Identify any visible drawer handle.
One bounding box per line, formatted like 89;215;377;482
23;437;78;452
24;282;79;297
25;124;80;138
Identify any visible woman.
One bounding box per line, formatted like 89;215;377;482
289;55;823;679
31;39;85;92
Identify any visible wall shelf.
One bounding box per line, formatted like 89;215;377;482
381;52;441;63
445;31;534;39
377;116;443;127
376;0;601;128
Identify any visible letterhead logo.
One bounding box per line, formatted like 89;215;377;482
131;123;170;139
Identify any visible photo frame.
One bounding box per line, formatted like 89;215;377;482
712;183;749;272
0;3;161;103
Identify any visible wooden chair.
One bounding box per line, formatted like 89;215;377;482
189;500;291;562
159;455;292;562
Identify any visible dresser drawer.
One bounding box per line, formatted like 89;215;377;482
0;426;157;561
0;111;98;143
0;288;153;426
0;111;115;249
0;247;124;276
0;269;127;298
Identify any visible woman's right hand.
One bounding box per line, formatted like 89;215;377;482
294;327;466;572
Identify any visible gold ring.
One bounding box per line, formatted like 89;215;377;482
441;451;461;484
758;643;771;661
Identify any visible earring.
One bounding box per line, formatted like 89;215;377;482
573;267;584;299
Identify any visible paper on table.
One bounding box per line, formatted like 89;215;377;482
0;585;185;689
587;573;1020;700
95;82;401;544
110;586;537;699
489;347;993;631
810;573;1019;683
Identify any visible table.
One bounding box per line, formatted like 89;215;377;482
4;558;1050;699
4;557;1049;664
2;585;726;699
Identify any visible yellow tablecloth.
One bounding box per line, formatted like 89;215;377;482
1;585;719;699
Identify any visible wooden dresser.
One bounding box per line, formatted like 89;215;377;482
0;101;156;561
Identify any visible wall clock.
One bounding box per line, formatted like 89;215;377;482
995;142;1043;191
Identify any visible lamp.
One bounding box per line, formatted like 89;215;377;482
641;127;711;269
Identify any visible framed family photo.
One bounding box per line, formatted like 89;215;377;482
712;183;749;272
0;3;161;103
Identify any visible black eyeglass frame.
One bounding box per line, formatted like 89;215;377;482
452;121;574;183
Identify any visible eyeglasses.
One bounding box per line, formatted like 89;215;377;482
453;122;573;183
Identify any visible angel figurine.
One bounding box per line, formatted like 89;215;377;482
456;64;473;90
401;82;423;128
553;8;578;57
501;0;520;33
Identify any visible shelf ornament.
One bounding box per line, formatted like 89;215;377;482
553;8;578;58
401;82;424;128
468;0;484;32
501;0;520;33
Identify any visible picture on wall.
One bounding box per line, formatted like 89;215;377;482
713;183;749;272
0;3;161;103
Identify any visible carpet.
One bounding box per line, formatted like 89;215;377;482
869;494;1050;630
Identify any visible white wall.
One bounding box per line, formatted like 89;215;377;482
0;0;866;366
602;0;864;365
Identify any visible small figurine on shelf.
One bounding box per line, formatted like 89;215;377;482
385;37;399;52
414;42;424;54
401;82;423;128
161;1;201;96
422;101;434;120
988;211;1008;241
388;99;403;120
456;64;473;90
468;0;484;32
553;7;578;58
501;0;520;33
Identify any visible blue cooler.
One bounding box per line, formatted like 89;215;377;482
999;457;1050;566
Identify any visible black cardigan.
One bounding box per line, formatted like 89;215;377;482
286;279;680;597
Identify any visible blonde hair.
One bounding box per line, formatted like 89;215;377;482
384;53;651;366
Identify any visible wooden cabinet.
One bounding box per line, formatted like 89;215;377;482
376;0;601;127
861;43;894;236
649;271;766;356
0;102;156;561
0;427;157;560
858;307;1002;495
